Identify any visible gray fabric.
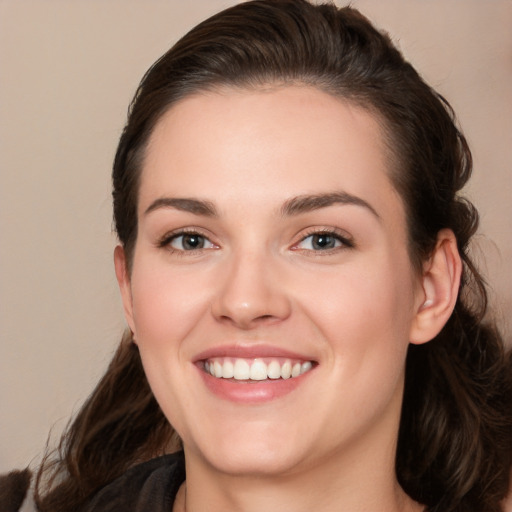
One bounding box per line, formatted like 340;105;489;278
81;452;185;512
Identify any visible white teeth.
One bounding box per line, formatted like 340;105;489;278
301;361;312;373
222;359;234;379
214;360;223;378
267;360;281;379
281;361;292;379
204;357;314;381
233;359;250;380
250;359;268;380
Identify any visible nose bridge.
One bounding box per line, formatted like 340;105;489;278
212;244;291;328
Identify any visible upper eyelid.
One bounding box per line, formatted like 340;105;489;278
161;226;213;237
156;226;354;248
158;227;215;246
295;227;354;243
290;228;356;252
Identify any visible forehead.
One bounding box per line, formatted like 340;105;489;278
140;86;402;219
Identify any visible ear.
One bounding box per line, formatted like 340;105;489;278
114;245;136;336
409;229;462;345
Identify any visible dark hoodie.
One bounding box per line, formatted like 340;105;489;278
80;451;185;512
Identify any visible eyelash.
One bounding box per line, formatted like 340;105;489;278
292;228;355;254
158;228;216;254
157;227;354;255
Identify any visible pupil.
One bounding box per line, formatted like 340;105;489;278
183;234;203;250
313;234;334;250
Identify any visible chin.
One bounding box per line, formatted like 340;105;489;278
205;445;306;477
184;422;313;477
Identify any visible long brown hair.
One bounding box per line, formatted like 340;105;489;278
36;2;512;511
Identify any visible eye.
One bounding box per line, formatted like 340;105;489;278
162;231;216;252
294;230;353;252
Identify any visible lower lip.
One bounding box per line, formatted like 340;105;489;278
198;367;313;404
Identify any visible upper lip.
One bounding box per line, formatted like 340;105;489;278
193;344;317;363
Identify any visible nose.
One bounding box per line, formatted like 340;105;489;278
211;250;292;330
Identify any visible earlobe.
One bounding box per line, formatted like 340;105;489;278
410;229;462;345
114;245;136;336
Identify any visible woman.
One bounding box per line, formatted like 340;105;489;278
33;1;512;511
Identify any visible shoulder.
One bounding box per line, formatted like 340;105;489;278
0;468;31;512
81;451;185;512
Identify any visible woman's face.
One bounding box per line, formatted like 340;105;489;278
117;86;425;477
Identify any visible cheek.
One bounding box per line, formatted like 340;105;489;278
129;259;210;347
128;260;210;435
295;251;416;362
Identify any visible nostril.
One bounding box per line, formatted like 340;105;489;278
217;312;282;330
253;314;283;326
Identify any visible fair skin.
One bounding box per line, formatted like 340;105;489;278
115;86;461;512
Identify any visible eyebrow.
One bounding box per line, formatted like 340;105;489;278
144;197;217;217
281;191;380;219
143;191;379;219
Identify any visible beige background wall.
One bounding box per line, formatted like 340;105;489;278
1;0;511;487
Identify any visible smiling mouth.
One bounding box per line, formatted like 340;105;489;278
203;357;314;381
